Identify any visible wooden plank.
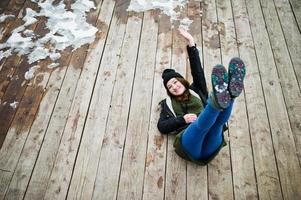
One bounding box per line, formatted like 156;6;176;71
40;1;127;199
164;7;188;200
22;1;113;199
89;13;142;200
0;60;51;199
4;65;68;200
216;0;258;199
0;0;25;69
24;51;85;200
246;0;301;199
260;0;301;166
0;0;27;43
0;0;38;95
0;55;21;146
186;2;208;200
142;13;171;200
1;0;103;198
0;0;9;13
201;0;234;199
0;0;40;147
0;8;52;198
116;11;158;200
231;0;284;199
289;0;301;29
274;0;301;89
68;3;140;200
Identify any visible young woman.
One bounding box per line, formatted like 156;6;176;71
157;28;246;165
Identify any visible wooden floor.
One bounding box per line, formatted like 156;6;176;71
0;0;301;199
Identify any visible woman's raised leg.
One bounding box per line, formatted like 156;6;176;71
200;100;234;159
181;103;222;159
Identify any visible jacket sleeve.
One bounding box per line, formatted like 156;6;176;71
157;103;186;134
187;45;208;97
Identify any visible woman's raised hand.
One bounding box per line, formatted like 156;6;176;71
183;113;197;124
178;28;195;47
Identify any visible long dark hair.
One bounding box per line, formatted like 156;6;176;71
167;77;191;102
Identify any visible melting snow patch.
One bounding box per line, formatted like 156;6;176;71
0;14;15;23
179;17;193;31
10;101;19;109
25;65;40;80
127;0;188;22
48;63;59;69
0;0;98;65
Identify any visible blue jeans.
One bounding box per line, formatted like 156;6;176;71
181;101;233;160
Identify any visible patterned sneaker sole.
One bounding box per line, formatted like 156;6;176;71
211;64;231;109
228;57;246;97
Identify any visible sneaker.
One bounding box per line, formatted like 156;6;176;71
228;57;246;98
211;64;231;109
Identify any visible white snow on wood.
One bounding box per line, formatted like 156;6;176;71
0;0;98;65
47;63;59;69
127;0;188;22
179;17;193;31
9;101;19;109
25;65;40;80
0;14;15;23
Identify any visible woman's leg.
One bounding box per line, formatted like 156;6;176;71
181;64;231;160
200;100;234;159
181;103;221;160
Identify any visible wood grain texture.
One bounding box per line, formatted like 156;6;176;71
216;0;258;199
186;2;208;200
260;0;301;167
289;0;301;29
164;6;188;200
201;0;234;199
246;0;301;198
116;11;158;200
232;0;283;199
274;0;301;89
142;13;171;200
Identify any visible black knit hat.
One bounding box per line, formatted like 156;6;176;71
162;69;184;88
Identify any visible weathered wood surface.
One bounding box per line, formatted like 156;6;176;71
217;0;258;199
116;10;158;200
164;6;188;200
142;12;170;200
232;0;284;199
186;2;208;200
0;0;39;147
0;0;300;199
289;0;301;29
274;0;301;89
246;0;301;199
68;1;138;199
202;0;234;199
260;0;301;166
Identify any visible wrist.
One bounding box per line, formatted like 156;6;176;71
188;40;195;47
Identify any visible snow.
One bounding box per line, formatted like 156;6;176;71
49;52;61;61
0;14;15;23
127;0;188;22
179;17;193;31
10;101;19;109
0;0;98;66
0;50;12;61
25;65;40;80
22;8;38;27
48;63;59;69
28;47;49;64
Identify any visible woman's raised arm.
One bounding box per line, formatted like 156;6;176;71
178;28;208;99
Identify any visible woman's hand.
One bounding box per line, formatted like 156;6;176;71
183;113;197;124
178;28;195;47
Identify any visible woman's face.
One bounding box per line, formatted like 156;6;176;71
166;78;186;96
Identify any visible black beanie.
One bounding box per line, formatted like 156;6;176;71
162;69;184;88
